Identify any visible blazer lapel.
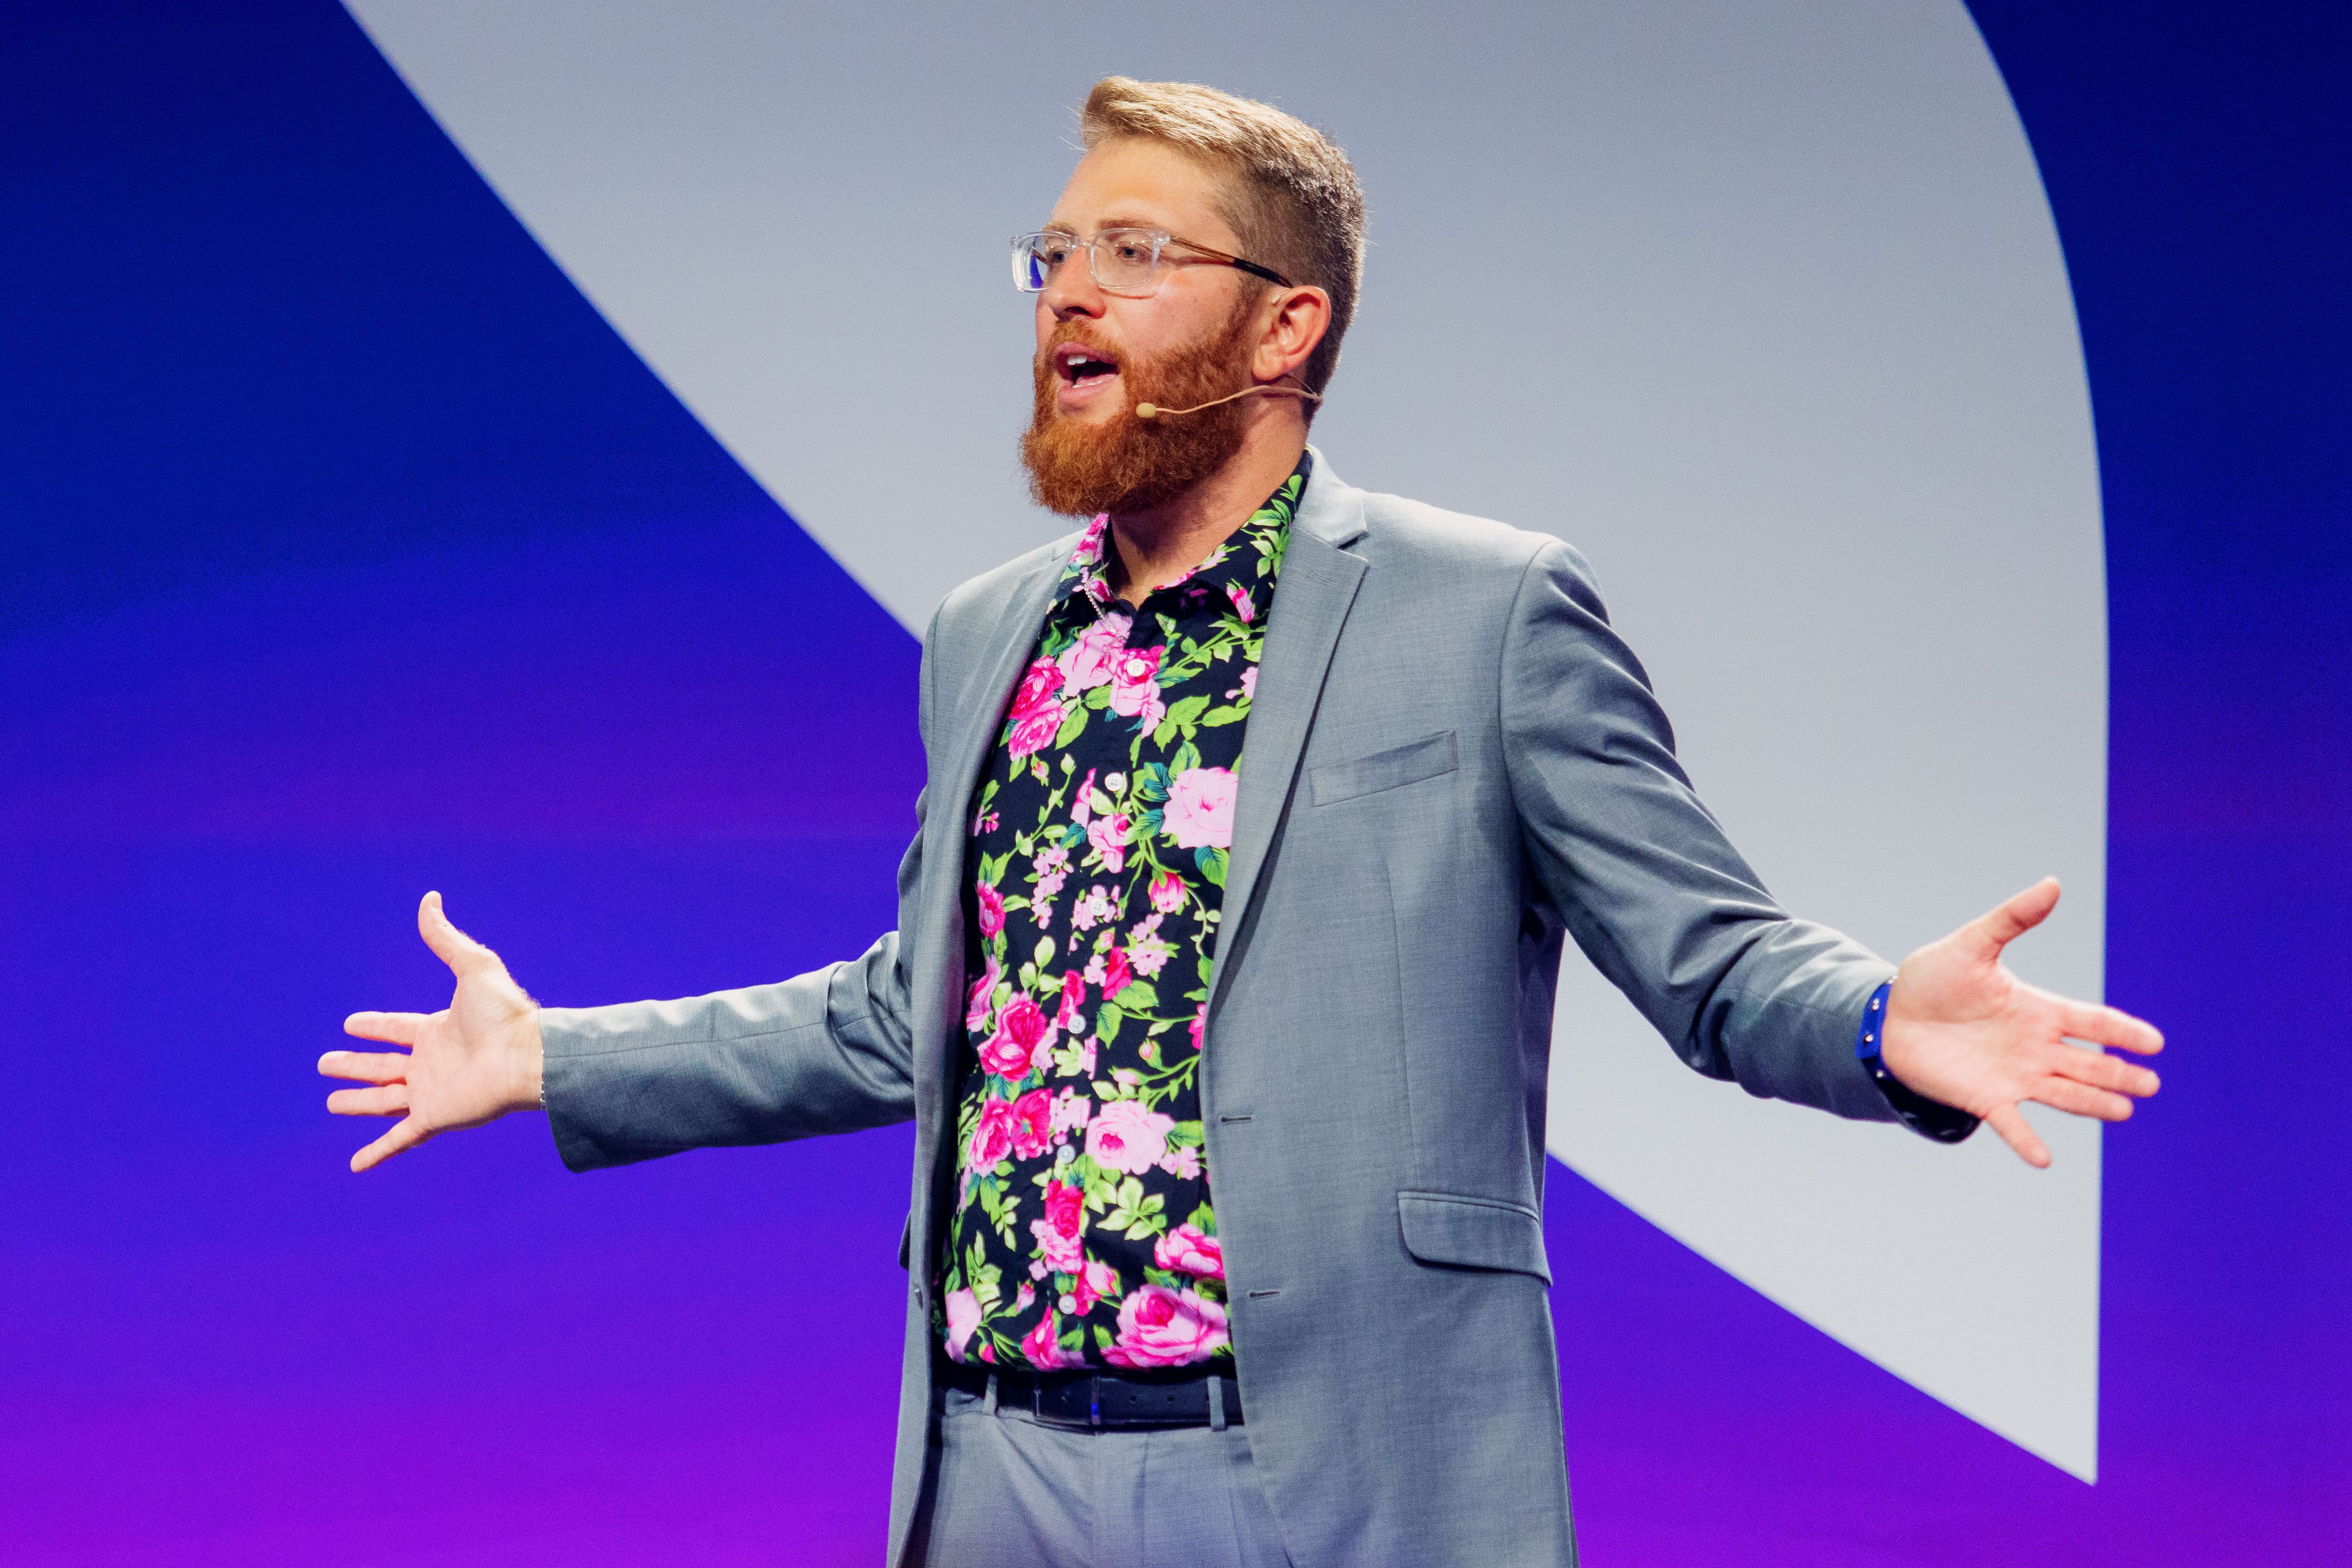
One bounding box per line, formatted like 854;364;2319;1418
914;555;1064;1110
1209;453;1368;1012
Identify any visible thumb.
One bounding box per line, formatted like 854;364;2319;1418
1961;876;2061;961
416;890;498;978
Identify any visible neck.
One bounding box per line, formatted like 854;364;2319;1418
1106;410;1307;599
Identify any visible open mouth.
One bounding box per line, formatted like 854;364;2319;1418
1055;343;1122;389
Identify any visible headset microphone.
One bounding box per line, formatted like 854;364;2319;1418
1135;383;1324;420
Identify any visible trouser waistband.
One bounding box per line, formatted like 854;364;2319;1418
936;1356;1244;1429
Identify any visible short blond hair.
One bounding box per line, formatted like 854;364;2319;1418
1081;77;1365;406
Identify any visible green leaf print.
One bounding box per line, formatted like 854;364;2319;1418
1095;1001;1123;1043
1115;980;1160;1014
1196;846;1229;887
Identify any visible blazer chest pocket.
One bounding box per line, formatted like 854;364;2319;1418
1309;730;1458;807
1396;1191;1551;1284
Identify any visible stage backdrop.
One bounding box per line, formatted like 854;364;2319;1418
3;2;2344;1565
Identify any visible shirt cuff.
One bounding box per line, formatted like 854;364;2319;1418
1854;981;1980;1144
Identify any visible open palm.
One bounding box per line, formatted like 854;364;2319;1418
318;892;544;1172
1881;877;2163;1167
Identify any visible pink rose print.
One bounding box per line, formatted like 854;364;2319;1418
1188;1000;1207;1052
1026;1215;1078;1271
1163;766;1239;849
1022;1311;1075;1371
978;995;1054;1080
1010;659;1064;717
1057;616;1130;692
1125;915;1175;978
1043;1177;1084;1239
1007;702;1063;760
1153;1223;1224;1280
1103;1284;1229;1367
1014;1282;1036;1314
1085;1098;1174;1176
1029;1186;1084;1273
944;1287;981;1362
1085;810;1133;872
965;957;1000;1032
1008;1087;1055;1159
1055;971;1087;1029
1100;944;1134;1000
1226;583;1254;624
966;1098;1016;1169
1050;1088;1092;1137
1157;1145;1200;1181
1148;872;1185;914
975;880;1005;938
1108;645;1166;728
1068;1257;1119;1317
978;1341;996;1364
1239;667;1257;701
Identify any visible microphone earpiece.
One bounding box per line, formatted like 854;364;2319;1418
1135;384;1322;420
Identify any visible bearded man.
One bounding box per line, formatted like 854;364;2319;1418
321;77;2164;1568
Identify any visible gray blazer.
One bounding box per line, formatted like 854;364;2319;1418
540;452;1901;1567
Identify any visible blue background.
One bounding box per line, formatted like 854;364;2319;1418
2;2;2343;1562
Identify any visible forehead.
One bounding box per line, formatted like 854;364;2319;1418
1046;138;1242;249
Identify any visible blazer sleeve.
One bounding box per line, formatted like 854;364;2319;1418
1499;539;1899;1121
537;610;942;1172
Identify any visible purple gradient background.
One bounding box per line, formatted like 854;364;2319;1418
2;2;2344;1563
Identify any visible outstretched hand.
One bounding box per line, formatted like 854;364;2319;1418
1881;877;2162;1168
319;892;545;1172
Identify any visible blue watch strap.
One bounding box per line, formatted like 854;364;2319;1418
1855;980;1980;1144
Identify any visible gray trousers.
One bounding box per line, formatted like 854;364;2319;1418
910;1386;1295;1568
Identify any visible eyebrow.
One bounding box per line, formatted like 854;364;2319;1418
1038;215;1173;237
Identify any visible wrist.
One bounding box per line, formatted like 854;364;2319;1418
512;1007;546;1112
1858;979;1978;1144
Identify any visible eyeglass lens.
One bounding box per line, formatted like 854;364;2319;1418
1012;230;1163;293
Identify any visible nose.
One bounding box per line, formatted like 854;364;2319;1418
1041;247;1105;322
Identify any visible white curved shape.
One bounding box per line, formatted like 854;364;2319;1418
347;0;2107;1477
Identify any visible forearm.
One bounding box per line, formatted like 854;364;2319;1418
1502;539;1901;1122
542;935;917;1171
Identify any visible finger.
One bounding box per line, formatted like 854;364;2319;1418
417;891;498;979
327;1084;411;1117
2029;1077;2135;1123
1962;877;2062;960
343;1011;426;1047
318;1049;411;1084
2057;998;2165;1056
1983;1103;2052;1168
2046;1042;2161;1098
351;1116;431;1173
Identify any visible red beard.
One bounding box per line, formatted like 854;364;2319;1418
1020;298;1259;518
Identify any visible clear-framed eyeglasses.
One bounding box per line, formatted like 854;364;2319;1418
1010;227;1294;296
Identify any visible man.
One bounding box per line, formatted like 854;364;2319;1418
321;78;2162;1567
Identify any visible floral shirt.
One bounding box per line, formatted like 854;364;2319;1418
936;453;1306;1372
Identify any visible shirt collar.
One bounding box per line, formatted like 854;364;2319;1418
1054;449;1312;615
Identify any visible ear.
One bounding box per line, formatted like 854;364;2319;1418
1252;285;1332;386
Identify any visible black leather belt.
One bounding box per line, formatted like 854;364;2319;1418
936;1356;1244;1428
